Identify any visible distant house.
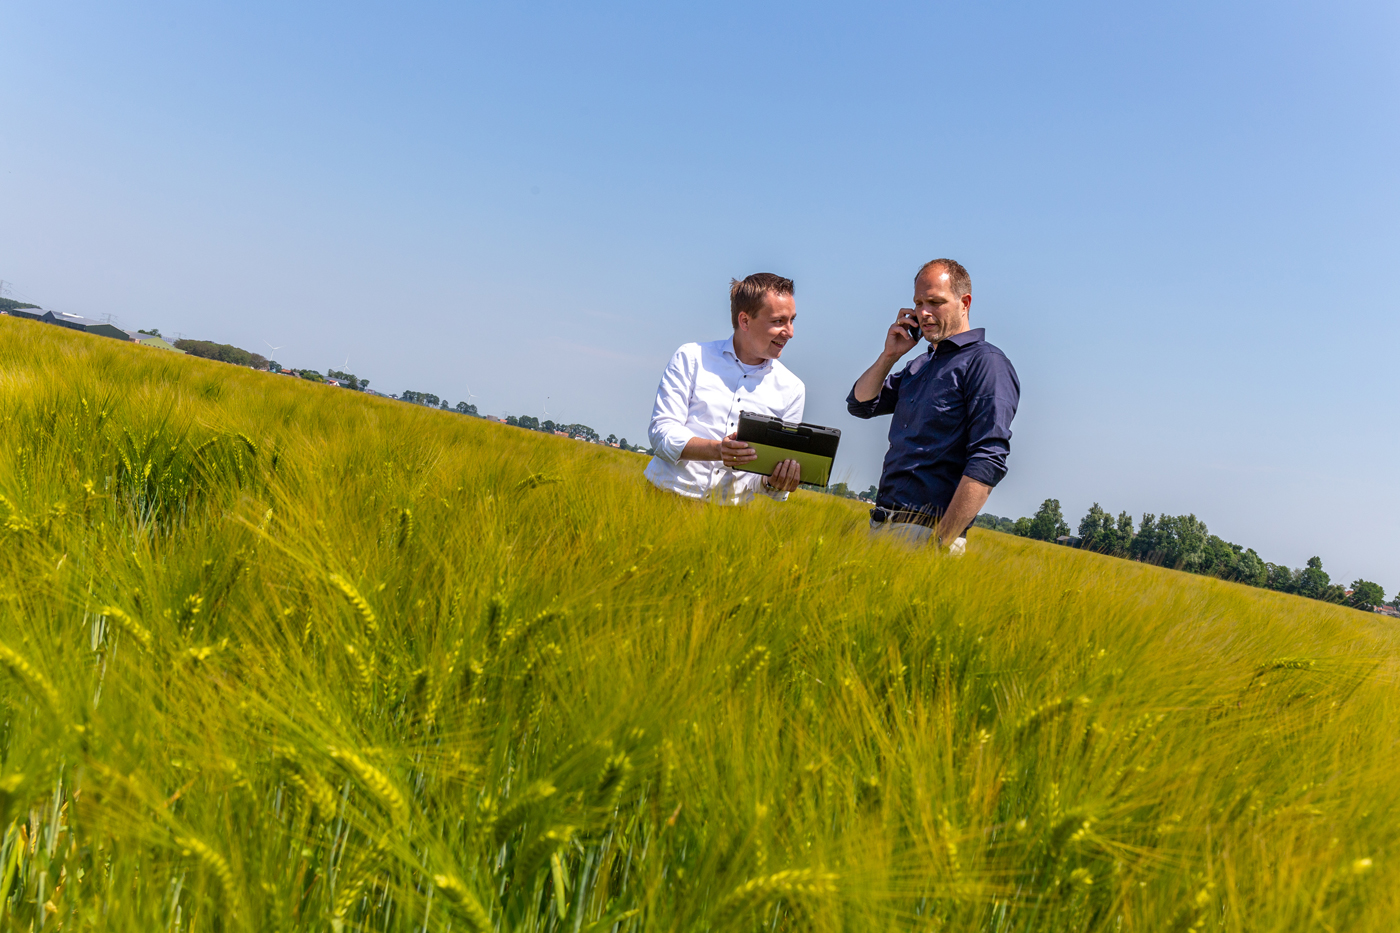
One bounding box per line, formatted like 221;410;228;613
42;311;131;341
5;307;46;321
124;330;185;352
325;377;348;387
1055;535;1083;547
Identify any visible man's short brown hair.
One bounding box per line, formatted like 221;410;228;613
917;258;971;297
730;272;794;329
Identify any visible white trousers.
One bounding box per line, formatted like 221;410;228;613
869;520;967;555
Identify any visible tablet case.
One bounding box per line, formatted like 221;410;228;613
735;411;842;487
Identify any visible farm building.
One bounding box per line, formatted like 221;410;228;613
40;311;131;340
124;331;185;352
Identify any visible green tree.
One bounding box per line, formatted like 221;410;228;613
518;415;540;430
1294;557;1345;602
1026;499;1069;542
1347;580;1385;612
1077;503;1133;555
1230;548;1267;586
455;401;478;416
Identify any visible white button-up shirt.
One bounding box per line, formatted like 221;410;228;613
644;337;806;504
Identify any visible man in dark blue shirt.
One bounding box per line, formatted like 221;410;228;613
847;259;1020;552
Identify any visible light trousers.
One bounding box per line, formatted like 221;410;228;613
869;520;967;555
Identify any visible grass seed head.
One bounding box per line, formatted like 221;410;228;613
329;574;379;637
0;641;60;713
100;605;152;651
328;746;408;824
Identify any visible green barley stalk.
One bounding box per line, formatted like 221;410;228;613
716;868;839;927
0;641;60;712
99;605;152;651
432;873;492;932
329;573;380;638
327;746;409;824
175;834;243;916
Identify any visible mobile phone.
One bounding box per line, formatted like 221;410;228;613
903;322;921;341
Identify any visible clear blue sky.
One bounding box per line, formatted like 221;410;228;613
3;1;1397;588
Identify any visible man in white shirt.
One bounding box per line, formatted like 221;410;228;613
645;273;806;504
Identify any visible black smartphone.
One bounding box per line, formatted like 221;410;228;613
903;321;921;341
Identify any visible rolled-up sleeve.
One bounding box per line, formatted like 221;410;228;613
846;369;903;419
960;353;1020;488
648;346;697;464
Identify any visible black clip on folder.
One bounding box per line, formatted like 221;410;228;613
734;411;842;487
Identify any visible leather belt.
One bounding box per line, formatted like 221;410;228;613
869;507;941;528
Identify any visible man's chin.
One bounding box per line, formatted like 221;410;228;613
768;343;787;358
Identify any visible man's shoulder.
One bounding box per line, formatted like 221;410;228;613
965;337;1014;367
767;358;806;392
961;337;1019;388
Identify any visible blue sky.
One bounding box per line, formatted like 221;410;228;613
3;1;1397;587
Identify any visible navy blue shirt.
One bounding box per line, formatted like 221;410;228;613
847;328;1020;515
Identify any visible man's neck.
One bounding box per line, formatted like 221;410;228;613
732;335;767;367
930;320;972;348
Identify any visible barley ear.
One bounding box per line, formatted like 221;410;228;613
329;574;380;637
433;873;493;932
328;747;409;824
100;605;153;651
0;641;60;712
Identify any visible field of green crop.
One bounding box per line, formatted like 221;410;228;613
1;315;1398;932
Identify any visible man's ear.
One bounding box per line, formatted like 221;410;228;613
736;312;750;333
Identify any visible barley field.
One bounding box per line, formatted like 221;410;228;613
0;315;1397;932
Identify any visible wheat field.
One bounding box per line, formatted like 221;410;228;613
0;315;1397;931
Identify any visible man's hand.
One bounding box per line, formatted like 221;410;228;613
679;433;758;466
720;433;758;468
764;459;801;493
852;309;921;402
885;308;921;358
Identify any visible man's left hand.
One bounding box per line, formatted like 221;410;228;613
765;459;802;493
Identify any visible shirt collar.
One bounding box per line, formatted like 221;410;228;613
724;336;773;371
931;327;985;353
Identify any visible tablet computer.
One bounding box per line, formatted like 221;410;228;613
734;411;842;487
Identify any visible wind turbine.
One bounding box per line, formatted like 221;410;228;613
263;340;284;352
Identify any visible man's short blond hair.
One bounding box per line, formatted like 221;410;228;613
729;273;794;329
917;258;971;297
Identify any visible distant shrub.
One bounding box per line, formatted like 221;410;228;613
174;338;268;369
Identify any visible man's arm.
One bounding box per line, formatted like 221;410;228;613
936;475;992;547
648;347;700;464
942;351;1021;546
849;310;920;416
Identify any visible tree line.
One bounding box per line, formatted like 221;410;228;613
975;500;1393;613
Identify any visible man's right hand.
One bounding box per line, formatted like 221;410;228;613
679;432;758;465
853;309;921;403
884;308;921;358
